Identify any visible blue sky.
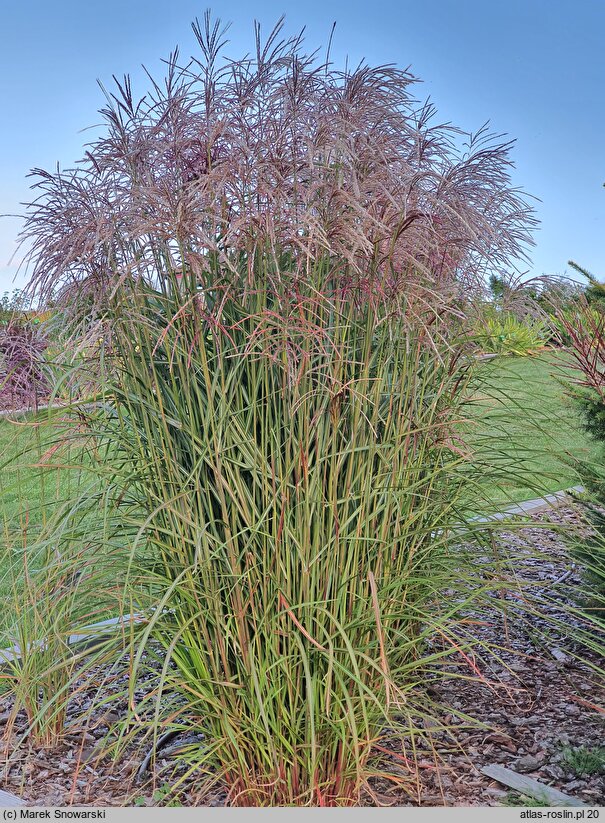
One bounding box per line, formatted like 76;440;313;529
1;0;603;294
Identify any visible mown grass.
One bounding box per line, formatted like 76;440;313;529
465;350;593;508
0;410;80;536
0;410;107;627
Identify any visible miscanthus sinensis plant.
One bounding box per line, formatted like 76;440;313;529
18;14;538;804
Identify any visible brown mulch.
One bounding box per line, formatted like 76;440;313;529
1;505;604;807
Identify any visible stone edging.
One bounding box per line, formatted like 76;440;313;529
0;614;145;667
470;485;585;524
0;401;68;418
0;788;23;807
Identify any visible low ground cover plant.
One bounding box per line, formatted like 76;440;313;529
561;745;605;777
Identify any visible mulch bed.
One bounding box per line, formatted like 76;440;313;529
1;505;603;807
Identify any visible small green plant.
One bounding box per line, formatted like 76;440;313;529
475;311;547;356
133;784;183;808
501;792;550;807
152;784;183;807
561;745;605;776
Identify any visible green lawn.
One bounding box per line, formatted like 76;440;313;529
0;411;82;536
0;412;123;643
465;350;595;508
0;412;100;607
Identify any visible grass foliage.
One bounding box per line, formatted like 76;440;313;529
78;267;509;804
4;13;588;808
0;409;130;746
561;745;605;777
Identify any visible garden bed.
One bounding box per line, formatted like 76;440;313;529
390;505;605;807
1;506;603;807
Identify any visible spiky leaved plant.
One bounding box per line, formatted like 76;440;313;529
19;15;537;804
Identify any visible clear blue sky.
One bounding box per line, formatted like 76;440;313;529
1;0;603;294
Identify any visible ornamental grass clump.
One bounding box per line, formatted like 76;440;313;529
19;15;536;804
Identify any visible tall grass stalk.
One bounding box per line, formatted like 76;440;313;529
64;261;513;805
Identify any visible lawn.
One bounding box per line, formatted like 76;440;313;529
465;350;594;508
0;411;105;625
0;411;81;536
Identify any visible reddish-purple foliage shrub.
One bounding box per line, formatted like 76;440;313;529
0;320;49;410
